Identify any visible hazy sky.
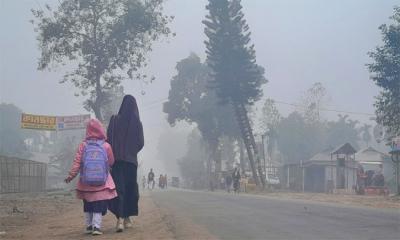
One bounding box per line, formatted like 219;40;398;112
0;0;398;173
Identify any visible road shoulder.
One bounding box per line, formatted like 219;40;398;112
0;191;176;240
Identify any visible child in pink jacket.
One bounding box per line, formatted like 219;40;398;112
65;119;117;235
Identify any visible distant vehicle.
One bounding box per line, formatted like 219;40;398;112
171;177;180;188
266;174;280;188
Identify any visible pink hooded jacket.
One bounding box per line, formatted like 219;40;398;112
67;119;117;202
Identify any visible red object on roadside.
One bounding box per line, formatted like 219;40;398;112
364;186;389;196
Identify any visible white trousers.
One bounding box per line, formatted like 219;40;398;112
85;212;102;228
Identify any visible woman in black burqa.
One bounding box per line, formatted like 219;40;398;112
107;95;144;232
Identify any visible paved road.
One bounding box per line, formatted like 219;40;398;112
151;190;400;240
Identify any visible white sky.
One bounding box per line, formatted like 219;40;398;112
0;0;398;173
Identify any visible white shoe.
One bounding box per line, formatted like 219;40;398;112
116;219;124;232
124;217;133;228
92;227;103;235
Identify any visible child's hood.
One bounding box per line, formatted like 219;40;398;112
86;119;106;140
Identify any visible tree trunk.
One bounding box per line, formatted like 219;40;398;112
215;145;222;173
224;137;236;170
92;103;103;122
232;102;261;187
92;73;104;122
239;140;246;173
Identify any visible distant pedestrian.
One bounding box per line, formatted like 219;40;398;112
148;169;155;190
164;174;168;189
356;164;365;195
65;119;117;236
232;168;241;194
107;95;144;232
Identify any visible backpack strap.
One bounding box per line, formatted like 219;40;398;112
86;139;105;146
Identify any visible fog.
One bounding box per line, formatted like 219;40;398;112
0;0;398;177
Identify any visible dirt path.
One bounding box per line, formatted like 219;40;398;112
0;191;215;240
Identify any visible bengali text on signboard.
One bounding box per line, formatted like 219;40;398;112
21;113;90;131
57;114;90;131
21;113;57;131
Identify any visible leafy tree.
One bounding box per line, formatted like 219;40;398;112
102;85;125;124
163;53;221;148
276;113;362;164
32;0;173;121
164;54;211;127
300;82;328;123
203;0;266;105
156;128;188;176
360;124;372;147
276;112;324;163
220;135;237;170
368;6;400;136
203;0;267;186
163;53;239;174
259;98;281;164
178;129;208;189
259;99;281;134
325;115;360;149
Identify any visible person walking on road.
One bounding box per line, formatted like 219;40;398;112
232;168;241;194
148;168;155;190
65;119;117;236
107;95;144;232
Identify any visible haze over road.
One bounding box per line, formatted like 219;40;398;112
151;190;400;240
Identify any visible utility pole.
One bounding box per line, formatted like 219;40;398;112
239;140;246;174
390;137;400;195
262;134;266;177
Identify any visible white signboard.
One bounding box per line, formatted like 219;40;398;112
57;114;90;131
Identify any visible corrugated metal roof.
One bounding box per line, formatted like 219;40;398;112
331;143;356;155
355;146;389;162
309;151;332;162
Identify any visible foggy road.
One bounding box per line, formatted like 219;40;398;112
151;190;400;240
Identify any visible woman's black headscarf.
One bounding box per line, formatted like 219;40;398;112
119;95;140;120
107;95;144;164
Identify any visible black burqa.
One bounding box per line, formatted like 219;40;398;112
107;95;144;218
